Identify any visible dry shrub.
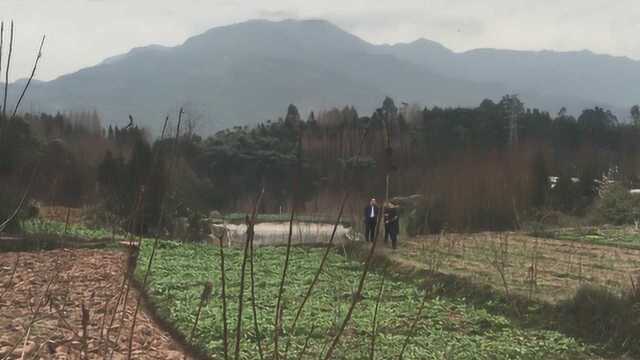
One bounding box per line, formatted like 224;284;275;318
486;233;511;297
562;284;640;354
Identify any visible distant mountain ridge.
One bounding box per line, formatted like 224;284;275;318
10;19;637;132
379;39;637;114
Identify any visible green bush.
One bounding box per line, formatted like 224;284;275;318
593;183;640;225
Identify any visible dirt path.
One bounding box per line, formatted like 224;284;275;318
0;249;190;359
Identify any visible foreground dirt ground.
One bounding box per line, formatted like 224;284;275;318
0;249;189;359
388;231;640;302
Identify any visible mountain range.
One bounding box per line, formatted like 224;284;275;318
8;19;639;133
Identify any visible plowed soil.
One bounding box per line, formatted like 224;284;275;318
0;248;190;359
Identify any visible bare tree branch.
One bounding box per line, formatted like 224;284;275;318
0;22;4;120
12;35;45;119
2;20;13;119
0;160;39;233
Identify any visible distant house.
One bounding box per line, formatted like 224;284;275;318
548;176;582;189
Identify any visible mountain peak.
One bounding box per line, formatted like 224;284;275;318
193;18;353;38
181;17;372;56
410;38;451;51
101;44;170;65
381;37;453;56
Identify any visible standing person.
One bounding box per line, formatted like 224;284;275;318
383;203;391;244
384;202;400;249
363;198;379;242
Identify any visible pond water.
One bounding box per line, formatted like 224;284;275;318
222;221;353;246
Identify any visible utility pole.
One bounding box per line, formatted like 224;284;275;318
503;94;522;147
509;110;518;147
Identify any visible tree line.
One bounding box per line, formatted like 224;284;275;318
3;96;640;233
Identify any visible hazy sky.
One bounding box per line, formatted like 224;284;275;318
3;0;639;81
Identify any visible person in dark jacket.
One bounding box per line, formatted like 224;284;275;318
384;202;400;249
363;198;379;242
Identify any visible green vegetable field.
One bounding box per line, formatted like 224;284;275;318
137;240;591;359
22;219;114;239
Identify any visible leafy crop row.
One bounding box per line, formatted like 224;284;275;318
537;226;640;250
137;240;590;359
21;219;114;240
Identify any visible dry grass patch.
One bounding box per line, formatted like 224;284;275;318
391;232;640;303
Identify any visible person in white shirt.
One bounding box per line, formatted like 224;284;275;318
363;198;379;242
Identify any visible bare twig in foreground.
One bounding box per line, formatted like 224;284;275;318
397;291;428;360
233;189;264;360
11;35;45;119
219;223;229;360
0;22;4;119
126;111;182;360
274;134;303;360
295;323;316;360
369;265;387;360
2;20;13;119
283;126;371;360
322;109;394;360
190;281;213;343
0;161;39;233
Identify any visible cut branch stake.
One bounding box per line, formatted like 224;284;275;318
233;188;264;360
369;265;387;360
397;291;428;360
126;111;182;360
274;134;303;360
219;222;229;360
322;110;394;360
283;126;371;360
249;216;265;360
190;281;213;343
